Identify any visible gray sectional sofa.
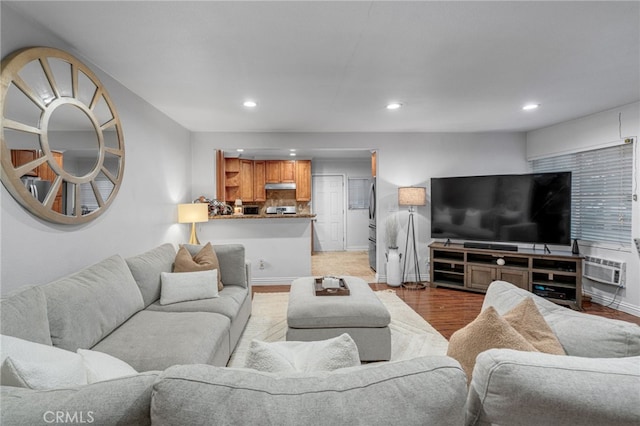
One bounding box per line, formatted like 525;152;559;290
1;243;252;372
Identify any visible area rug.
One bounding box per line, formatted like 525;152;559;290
227;290;449;367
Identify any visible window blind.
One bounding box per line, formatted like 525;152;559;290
531;143;633;246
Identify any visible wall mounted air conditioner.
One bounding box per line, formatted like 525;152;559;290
583;256;626;287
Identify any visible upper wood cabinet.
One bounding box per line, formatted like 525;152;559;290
295;160;312;201
11;149;64;212
254;160;266;202
371;151;377;177
281;160;296;182
224;158;241;201
266;160;296;183
239;159;254;202
11;149;39;176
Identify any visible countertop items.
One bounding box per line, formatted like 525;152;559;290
209;214;316;220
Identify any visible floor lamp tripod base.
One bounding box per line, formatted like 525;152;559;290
401;210;426;290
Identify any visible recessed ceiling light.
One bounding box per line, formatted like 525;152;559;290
236;149;244;152
243;100;257;108
522;103;540;111
289;152;297;157
386;102;402;110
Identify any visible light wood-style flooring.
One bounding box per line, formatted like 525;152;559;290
254;251;640;340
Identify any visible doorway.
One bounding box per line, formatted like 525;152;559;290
312;175;345;252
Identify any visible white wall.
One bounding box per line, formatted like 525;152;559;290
527;102;640;316
1;5;192;295
312;158;372;250
191;132;528;282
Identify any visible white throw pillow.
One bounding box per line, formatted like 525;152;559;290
0;334;87;389
245;333;361;373
160;269;219;305
77;349;138;383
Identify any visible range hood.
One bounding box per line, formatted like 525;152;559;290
265;183;296;190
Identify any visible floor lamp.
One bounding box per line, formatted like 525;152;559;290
178;203;209;245
398;187;427;290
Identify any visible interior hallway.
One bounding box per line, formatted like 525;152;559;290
311;251;376;283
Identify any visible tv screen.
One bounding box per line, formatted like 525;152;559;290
430;172;572;245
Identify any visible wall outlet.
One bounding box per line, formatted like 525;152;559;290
259;259;266;270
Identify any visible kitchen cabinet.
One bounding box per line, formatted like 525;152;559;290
239;159;254;202
225;158;257;202
224;158;241;202
11;149;64;212
295;160;312;201
11;150;39;176
254;160;266;202
266;160;296;183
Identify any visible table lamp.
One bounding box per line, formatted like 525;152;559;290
398;187;427;289
178;203;209;244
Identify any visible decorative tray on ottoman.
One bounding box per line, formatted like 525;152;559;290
314;277;350;296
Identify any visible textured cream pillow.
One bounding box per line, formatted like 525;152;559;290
77;349;138;383
502;297;566;355
174;243;223;291
0;334;87;389
245;333;361;373
160;269;219;305
447;307;538;382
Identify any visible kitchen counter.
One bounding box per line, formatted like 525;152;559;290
209;214;316;220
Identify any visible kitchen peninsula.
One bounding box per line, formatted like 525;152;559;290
198;214;315;285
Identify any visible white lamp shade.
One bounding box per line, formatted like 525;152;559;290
178;203;209;223
398;187;426;206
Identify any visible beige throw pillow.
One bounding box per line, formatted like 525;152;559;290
447;306;538;382
174;243;223;291
502;297;566;355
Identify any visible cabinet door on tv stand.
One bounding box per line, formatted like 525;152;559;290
497;269;529;290
466;265;496;291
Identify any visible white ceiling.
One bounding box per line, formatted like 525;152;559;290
5;1;640;134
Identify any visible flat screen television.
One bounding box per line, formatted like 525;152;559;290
430;172;572;246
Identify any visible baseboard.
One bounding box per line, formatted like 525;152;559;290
584;290;640;317
251;277;298;285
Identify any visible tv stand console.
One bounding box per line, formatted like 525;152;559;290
430;242;583;310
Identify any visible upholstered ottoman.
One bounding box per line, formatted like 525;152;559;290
286;276;391;361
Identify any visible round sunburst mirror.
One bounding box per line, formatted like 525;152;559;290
1;47;125;224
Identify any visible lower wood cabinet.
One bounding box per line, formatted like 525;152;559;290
430;242;583;310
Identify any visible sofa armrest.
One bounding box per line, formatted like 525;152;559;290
466;348;640;426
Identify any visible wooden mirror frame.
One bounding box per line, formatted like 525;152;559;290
1;47;125;224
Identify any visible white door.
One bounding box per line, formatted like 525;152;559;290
312;175;345;252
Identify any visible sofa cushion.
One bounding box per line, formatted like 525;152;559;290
125;243;176;307
466;349;640;426
174;243;223;291
484;280;640;357
146;284;247;321
185;243;247;287
0;285;52;345
42;255;144;352
0;372;158;426
0;335;86;390
91;310;231;371
160;269;219;305
151;356;467;426
245;333;361;372
447;306;538;381
501;297;565;355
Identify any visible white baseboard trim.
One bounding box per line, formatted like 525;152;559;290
584;290;640;317
251;277;298;285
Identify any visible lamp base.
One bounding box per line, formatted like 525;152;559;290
402;282;426;290
189;223;200;245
